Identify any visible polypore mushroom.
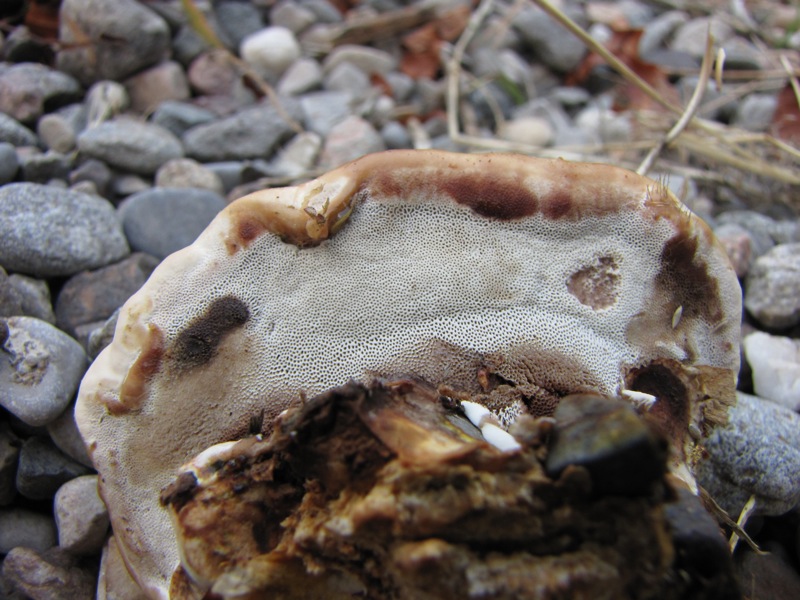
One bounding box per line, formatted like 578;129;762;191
76;150;741;598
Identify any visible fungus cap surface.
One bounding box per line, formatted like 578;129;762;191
75;150;741;598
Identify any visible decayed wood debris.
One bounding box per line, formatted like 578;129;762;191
161;380;740;600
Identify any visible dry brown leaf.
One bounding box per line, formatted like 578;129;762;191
24;0;61;43
771;83;800;145
568;28;679;112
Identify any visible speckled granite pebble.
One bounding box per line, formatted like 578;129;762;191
0;183;129;277
696;391;800;517
77;118;183;175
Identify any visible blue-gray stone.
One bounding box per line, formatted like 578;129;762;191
150;100;217;138
0;142;19;185
0;317;87;427
118;187;226;259
0;114;38;148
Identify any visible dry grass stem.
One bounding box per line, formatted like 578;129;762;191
637;33;716;175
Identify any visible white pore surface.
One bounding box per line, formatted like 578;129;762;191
81;192;737;598
158;201;681;388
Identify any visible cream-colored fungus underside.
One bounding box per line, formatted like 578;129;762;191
76;151;741;599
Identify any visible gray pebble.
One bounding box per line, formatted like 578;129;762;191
301;90;354;136
0;422;20;506
713;222;752;278
172;24;213;68
323;45;397;76
2;546;95;600
323;61;370;95
270;2;316;34
513;4;587;73
381;121;411;149
722;37;764;71
46;401;93;468
384;72;415;103
8;274;55;324
85;81;130;127
69;159;112;197
320;115;385;168
733;93;777;132
267;132;322;178
745;243;800;329
155;158;224;194
0;267;23;318
55;253;159;336
204;161;246;194
0;114;38;147
0;142;19;184
300;0;343;24
111;174;151;199
716;210;782;259
150;100;217;138
36;114;76;153
0;509;57;553
0;182;129;277
670;17;733;58
743;331;800;412
278;58;324;96
54;475;108;556
0;63;81;123
183;100;302;161
216;1;266;48
118;187;226;259
545;394;665;496
639;10;688;57
19;150;73;184
57;0;170;86
77;118;183;175
0;316;87;427
86;309;119;361
16;436;91;500
123;61;191;115
696;391;800;517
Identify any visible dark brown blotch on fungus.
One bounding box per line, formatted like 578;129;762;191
170;296;249;369
567;256;620;310
657;233;723;326
442;174;539;220
626;361;689;449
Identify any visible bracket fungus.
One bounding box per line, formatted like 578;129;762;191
76;150;741;599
